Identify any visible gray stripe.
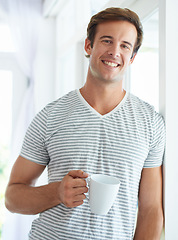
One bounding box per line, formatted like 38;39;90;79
21;89;165;240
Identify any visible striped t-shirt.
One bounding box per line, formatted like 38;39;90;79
21;89;165;240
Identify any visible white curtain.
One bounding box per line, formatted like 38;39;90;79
1;0;43;239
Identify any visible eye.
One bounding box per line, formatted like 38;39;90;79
102;40;112;44
121;44;131;51
122;44;129;49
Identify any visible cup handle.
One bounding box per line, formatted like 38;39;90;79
85;176;91;201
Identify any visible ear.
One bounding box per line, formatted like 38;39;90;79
84;38;92;56
129;53;137;64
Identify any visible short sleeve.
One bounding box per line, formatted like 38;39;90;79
143;111;166;168
20;107;50;165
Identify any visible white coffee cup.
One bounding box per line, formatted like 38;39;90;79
86;174;121;215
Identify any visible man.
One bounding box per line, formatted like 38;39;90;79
5;7;165;240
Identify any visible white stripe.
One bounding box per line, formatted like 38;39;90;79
21;89;165;240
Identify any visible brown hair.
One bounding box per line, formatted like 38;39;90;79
86;7;143;58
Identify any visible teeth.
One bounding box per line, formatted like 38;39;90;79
103;61;118;67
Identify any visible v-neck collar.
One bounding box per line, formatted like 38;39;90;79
76;89;128;119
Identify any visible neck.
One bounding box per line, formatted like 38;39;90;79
80;73;126;115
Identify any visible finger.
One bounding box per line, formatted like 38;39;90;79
64;194;86;208
71;178;87;188
68;170;88;179
63;198;85;208
72;200;84;208
73;186;88;196
73;193;86;202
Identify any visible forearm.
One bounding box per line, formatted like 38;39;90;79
5;182;61;215
134;207;164;240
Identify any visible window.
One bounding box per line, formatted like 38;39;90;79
0;23;16;52
0;22;26;238
0;71;13;238
0;22;15;238
130;11;159;111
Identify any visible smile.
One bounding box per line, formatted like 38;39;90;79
102;60;120;68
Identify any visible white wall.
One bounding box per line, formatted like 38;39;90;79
159;0;178;239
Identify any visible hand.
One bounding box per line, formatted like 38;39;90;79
58;170;89;208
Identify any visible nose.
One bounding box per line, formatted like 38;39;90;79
108;44;120;58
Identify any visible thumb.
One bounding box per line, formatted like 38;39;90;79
68;170;88;179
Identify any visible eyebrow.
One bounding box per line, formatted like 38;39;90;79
123;41;133;48
99;36;133;48
99;35;113;40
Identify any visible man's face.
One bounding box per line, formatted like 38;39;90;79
85;21;137;84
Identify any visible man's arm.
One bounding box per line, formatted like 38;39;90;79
5;156;88;215
134;166;163;240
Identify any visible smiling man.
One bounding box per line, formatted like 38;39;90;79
85;21;136;82
81;20;137;115
5;8;165;240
